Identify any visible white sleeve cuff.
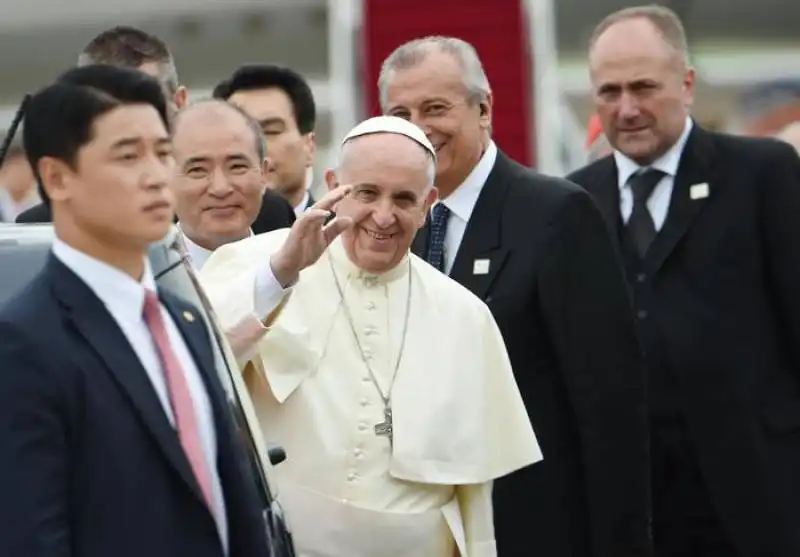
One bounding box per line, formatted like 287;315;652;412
253;260;292;321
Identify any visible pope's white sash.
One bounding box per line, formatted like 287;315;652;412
279;480;466;557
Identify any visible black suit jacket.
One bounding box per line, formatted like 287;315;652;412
15;201;50;223
413;151;650;557
568;126;800;557
0;256;271;557
251;189;296;234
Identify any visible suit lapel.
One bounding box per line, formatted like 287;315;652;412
585;157;623;251
448;153;512;300
161;293;231;420
48;256;207;507
643;126;716;274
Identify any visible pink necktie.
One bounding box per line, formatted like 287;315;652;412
142;290;216;514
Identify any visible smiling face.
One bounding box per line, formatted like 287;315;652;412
590;17;694;165
171;103;266;249
382;48;491;198
326;133;437;274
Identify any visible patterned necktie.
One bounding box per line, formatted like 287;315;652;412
427;203;451;273
626;168;665;257
142;290;216;514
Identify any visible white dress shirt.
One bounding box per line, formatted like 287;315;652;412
294;190;310;217
182;232;218;271
614;117;693;231
435;140;498;275
52;239;229;552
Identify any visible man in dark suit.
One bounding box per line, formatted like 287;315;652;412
0;65;273;557
16;25;296;232
380;37;650;557
568;6;800;556
213;64;318;223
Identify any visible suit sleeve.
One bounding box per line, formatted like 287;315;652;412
761;141;800;375
0;322;70;557
539;188;652;557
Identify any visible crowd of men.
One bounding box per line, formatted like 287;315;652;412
1;3;800;557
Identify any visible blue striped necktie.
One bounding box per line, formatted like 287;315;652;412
427;203;451;272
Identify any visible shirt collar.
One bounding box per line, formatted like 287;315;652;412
328;237;410;286
52;238;155;323
614;117;693;189
436;140;498;222
178;225;253;270
294;190;310;217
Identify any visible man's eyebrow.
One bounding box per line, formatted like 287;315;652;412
259;117;285;127
109;137;141;149
183;155;210;167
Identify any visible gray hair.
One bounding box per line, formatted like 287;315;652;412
175;99;268;161
378;36;491;112
590;5;690;66
77;26;181;94
337;134;436;189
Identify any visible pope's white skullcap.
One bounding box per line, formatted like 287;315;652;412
341;115;436;160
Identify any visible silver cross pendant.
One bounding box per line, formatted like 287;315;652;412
374;406;393;444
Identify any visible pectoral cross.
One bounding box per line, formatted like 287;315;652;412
374;406;393;444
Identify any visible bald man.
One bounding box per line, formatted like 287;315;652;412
568;6;800;555
170;100;340;360
171;101;269;270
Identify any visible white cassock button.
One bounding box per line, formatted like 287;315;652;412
354;448;364;458
347;472;357;481
361;376;371;383
366;301;376;311
358;422;368;431
359;397;370;407
364;326;377;336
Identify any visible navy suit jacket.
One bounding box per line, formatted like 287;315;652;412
0;255;270;557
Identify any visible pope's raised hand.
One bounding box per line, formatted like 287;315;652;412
269;185;354;287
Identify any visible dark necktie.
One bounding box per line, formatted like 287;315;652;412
626;168;665;257
427;203;451;272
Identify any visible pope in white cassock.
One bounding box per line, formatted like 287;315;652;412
199;115;541;557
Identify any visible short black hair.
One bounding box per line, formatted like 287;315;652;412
23;65;169;205
78;26;179;94
213;64;316;134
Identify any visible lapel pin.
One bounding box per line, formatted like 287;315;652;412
182;311;195;323
473;258;491;275
690;183;709;200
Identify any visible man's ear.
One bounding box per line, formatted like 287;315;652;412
303;132;317;168
37;156;75;204
173;86;189;110
261;156;278;188
324;169;338;191
479;91;493;131
261;156;275;177
417;186;438;229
